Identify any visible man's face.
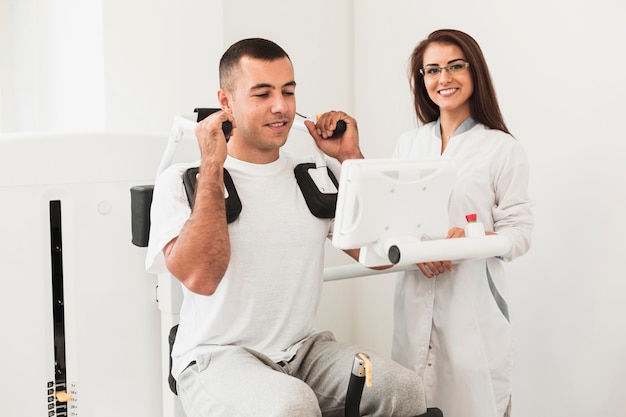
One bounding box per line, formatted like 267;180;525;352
224;56;296;162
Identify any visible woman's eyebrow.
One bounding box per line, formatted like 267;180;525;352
424;58;465;67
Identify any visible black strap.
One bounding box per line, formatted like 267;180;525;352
294;163;338;219
183;164;337;220
183;167;242;223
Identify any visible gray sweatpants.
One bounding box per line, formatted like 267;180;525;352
177;331;427;417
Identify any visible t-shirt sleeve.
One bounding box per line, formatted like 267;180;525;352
145;165;193;274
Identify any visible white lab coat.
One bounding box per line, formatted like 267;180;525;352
391;120;533;417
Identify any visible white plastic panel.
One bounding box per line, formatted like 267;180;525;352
333;158;456;249
0;186;56;416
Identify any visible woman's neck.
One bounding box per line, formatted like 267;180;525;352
439;110;471;153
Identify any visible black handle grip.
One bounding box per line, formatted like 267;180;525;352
221;120;233;136
331;120;347;138
194;108;232;136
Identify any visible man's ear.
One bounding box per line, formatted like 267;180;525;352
218;89;232;113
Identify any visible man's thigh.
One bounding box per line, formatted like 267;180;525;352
177;347;321;417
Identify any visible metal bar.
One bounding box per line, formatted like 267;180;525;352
323;263;417;282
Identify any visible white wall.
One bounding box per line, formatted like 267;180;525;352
1;0;105;131
3;0;626;415
101;0;223;132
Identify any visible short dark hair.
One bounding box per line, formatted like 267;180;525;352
409;29;509;134
219;38;291;90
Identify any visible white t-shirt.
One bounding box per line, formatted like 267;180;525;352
146;151;333;379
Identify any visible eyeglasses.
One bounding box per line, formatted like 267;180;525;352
420;61;470;78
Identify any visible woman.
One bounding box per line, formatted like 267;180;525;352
391;29;533;417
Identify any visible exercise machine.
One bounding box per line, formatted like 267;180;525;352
0;108;507;416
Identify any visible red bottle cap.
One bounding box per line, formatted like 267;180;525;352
466;213;477;222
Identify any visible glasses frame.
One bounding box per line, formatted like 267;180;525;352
419;60;471;77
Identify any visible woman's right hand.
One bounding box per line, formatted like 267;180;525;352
417;227;465;277
418;260;454;278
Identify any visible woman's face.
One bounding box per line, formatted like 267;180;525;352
422;42;473;119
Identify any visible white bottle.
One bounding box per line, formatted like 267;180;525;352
464;213;485;238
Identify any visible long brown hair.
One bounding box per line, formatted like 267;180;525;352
409;29;509;134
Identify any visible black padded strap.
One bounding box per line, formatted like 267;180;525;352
294;163;338;219
168;325;179;395
183;167;242;223
183;164;337;221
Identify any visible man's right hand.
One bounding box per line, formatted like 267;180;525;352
194;110;235;164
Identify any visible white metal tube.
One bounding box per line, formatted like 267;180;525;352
157;114;320;177
173;113;198;133
323;263;417;281
387;235;510;268
156;114;198;176
323;235;510;281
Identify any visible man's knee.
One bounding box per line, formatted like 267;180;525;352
271;379;321;417
361;360;426;416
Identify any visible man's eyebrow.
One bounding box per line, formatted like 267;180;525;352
250;83;272;90
250;81;297;90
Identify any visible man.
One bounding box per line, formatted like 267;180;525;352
147;37;440;417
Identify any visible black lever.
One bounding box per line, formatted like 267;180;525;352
345;353;368;417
